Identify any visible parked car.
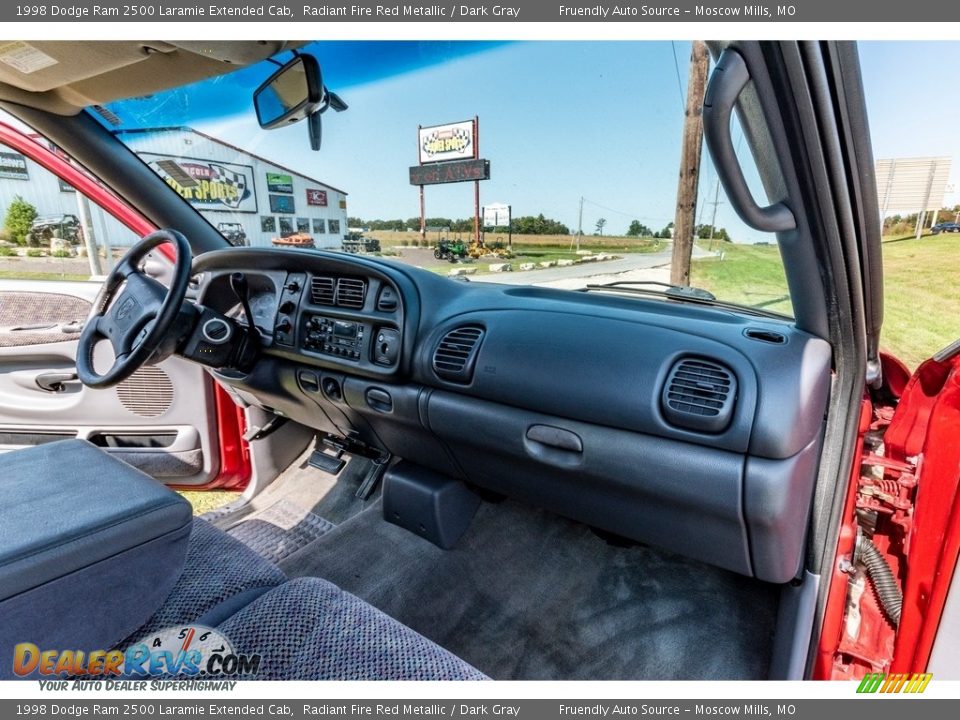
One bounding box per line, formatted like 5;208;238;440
0;40;956;685
216;221;248;246
27;213;81;245
342;231;381;253
931;221;960;234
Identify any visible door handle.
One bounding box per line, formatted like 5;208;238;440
35;371;79;393
525;425;583;452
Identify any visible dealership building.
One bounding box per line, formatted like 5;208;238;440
0;126;349;249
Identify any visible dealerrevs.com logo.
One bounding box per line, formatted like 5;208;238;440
12;625;260;679
856;673;933;694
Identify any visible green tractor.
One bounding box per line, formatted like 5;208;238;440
434;238;468;262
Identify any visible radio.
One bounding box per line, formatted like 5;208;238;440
303;315;365;360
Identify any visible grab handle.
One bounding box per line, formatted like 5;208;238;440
703;49;797;233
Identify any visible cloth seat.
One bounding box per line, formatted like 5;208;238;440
129;520;486;680
122;518;287;645
218;577;488;680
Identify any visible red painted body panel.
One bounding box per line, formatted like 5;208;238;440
816;353;960;678
888;357;960;672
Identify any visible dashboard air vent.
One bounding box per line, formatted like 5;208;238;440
336;278;367;309
661;357;737;433
433;326;484;384
310;276;336;305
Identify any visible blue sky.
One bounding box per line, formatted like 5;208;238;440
106;41;960;242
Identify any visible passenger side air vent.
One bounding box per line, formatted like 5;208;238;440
336;278;367;309
661;357;737;433
310;276;336;305
433;326;484;384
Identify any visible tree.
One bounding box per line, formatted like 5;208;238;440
3;196;37;246
594;218;607;236
696;224;731;242
512;214;570;235
347;216;365;228
627;220;652;237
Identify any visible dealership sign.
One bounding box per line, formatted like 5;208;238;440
306;188;328;207
0;151;28;180
141;153;257;213
418;120;475;164
266;172;294;193
410;159;490;186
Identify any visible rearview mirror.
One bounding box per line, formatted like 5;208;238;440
253;55;324;129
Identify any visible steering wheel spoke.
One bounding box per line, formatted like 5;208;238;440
76;230;193;389
113;254;140;280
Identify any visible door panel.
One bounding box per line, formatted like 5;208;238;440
0;281;221;486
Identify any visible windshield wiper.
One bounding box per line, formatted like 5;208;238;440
587;280;716;301
582;280;791;320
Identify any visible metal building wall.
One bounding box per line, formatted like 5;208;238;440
119;128;349;249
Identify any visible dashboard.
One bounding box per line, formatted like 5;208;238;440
191;247;832;585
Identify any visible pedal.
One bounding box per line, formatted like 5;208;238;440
307;449;345;475
242;414;288;442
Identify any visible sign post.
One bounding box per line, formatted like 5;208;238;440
414;118;489;247
473;116;480;246
483;203;512;248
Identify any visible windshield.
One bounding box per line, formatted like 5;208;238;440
96;41;792;316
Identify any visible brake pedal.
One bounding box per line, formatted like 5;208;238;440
307;449;345;475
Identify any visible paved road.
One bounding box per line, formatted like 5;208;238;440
476;242;715;286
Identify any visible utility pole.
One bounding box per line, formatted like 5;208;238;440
707;175;722;250
670;41;710;287
575;195;584;252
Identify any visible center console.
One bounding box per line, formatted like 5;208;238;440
0;440;192;677
269;270;405;373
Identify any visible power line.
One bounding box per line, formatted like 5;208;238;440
670;41;686;114
581;197;668;223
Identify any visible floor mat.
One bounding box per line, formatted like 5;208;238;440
226;499;336;564
281;498;779;681
204;444;380;533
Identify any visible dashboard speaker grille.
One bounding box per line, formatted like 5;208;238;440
117;366;174;418
336;278;367;309
433;326;484;384
661;358;736;433
310;276;336;305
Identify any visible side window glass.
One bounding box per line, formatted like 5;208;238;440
0;135;141;282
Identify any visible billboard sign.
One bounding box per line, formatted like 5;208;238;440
266;172;294;193
0;151;28;180
418;120;475;164
141;153;256;213
483;203;510;227
410;159;490;186
269;194;296;214
306;188;328;207
875;156;952;213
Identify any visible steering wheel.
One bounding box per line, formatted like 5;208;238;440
77;229;192;389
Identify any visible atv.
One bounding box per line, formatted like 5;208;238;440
434;239;467;261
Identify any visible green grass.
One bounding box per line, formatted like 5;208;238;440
177;490;239;516
692;235;960;370
691;243;793;316
877;233;960;369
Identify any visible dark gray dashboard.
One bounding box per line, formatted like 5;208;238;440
192;248;832;584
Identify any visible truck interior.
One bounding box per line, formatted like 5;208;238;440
0;40;951;681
